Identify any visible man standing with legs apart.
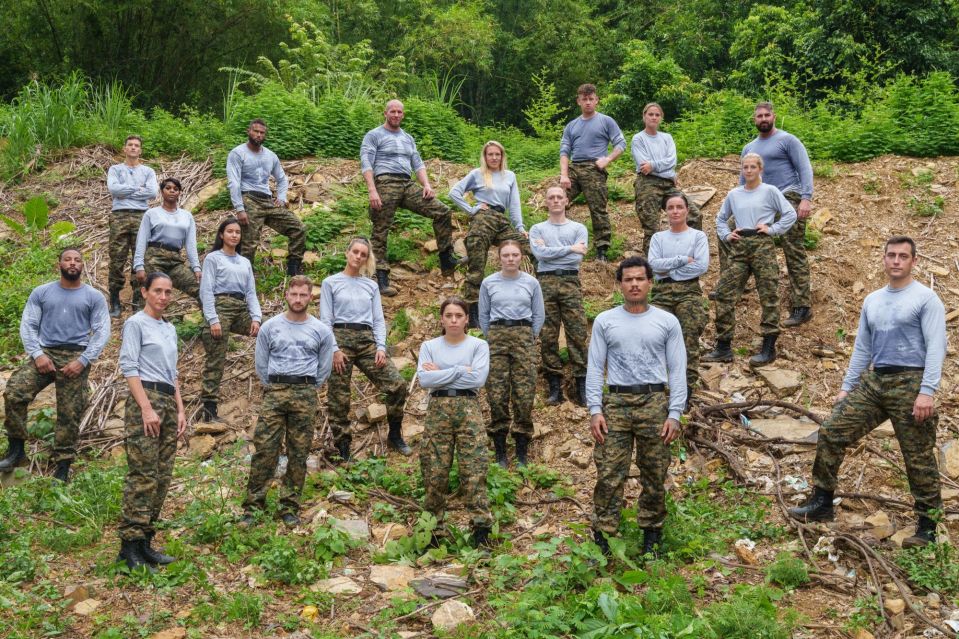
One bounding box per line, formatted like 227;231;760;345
742;101;814;327
361;100;459;297
559;84;626;262
107;135;158;316
587;256;686;557
788;237;946;548
227;119;305;276
242;276;336;527
530;187;589;407
0;249;110;482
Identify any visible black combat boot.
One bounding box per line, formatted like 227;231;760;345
593;528;611;556
52;460;71;483
492;433;508;468
702;339;733;363
468;302;480;329
286;257;304;276
787;487;834;522
118;538;154;573
574;377;587;407
783;306;813;328
684;385;693;413
748;335;777;367
387;418;412;456
335;435;352;463
595;247;608;263
109;290;122;318
514;434;530;467
471;525;492;548
642;528;662;557
438;248;461;276
200;400;223;423
902;516;937;548
281;512;300;527
375;270;397;297
0;438;26;471
141;533;175;565
546;375;563;406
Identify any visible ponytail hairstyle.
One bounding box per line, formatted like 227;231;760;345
479;140;507;189
212;217;243;253
438;296;469;335
346;236;376;277
498;239;523;254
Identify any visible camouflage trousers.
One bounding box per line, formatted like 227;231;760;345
780;192;811;308
420;396;492;528
370;175;453;274
109;210;144;293
487;326;538;437
539;274;588;377
812;370;941;516
651;279;707;388
592;392;671;532
713;234;780;341
243;384;317;515
239;193;306;264
462;209;528;304
567;162;611;250
327;327;407;445
143;247;200;300
120;389;178;540
634;174;703;256
3;346;90;463
200;296;254;403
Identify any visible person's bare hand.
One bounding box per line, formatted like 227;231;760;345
660;418;681;444
756;223;771;235
60;360;85;378
368;189;382;211
135;269;146;284
797;199;812;220
834;390;849;405
236;211;249;226
249;321;260;337
194;271;202;283
595;156;611;171
177;411;187;439
375;350;387;368
591;413;608;444
640;161;653;175
210;323;222;339
913;393;935;423
142;407;161;437
34;354;55;374
274;199;287;208
727;231;742;242
559;175;571;190
422;184;435;199
333;351;348;374
570;242;588;255
421;362;439;371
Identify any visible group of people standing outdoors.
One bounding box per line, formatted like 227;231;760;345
0;83;947;569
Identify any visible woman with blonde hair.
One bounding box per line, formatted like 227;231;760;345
450;140;529;327
320;237;409;461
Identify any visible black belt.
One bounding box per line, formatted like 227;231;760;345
486;204;505;213
376;173;412;180
215;292;246;300
268;375;316;385
737;228;759;237
112;208;145;214
873;366;923;375
656;277;699;285
142;381;175;396
538;269;579;277
608;384;666;394
242;190;273;200
333;323;372;331
147;241;182;252
43;343;85;352
572;160;599;165
430;389;478;398
490;319;532;327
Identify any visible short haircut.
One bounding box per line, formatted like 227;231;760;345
754;101;774;113
287;275;313;290
545;185;566;198
577;83;597;97
884;235;916;257
159;177;182;191
144;272;172;289
59;247;82;260
124;135;142;144
662;191;689;210
616;255;653;281
248;118;267;129
742;152;764;170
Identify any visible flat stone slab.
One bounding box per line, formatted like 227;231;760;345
749;417;819;443
411;575;468;599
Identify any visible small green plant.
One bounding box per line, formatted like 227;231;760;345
845;596;882;632
812;161;836;178
252;536;324;585
908;194;944;217
896;542;959;595
399;364;416;382
389;308;411;345
222;591;266;629
835;327;847;344
862;174;881;194
765;553;810;590
375;513;438;562
803;226;822;250
523;70;564;139
312;523;362;563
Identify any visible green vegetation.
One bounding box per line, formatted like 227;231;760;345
895;543;959;596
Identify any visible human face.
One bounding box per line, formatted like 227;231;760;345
123;138;142;161
248;123;267;147
441;303;468;337
643;107;663;132
754;107;775;134
346;241;369;271
620;266;652;306
665;196;689;228
883;242;917;283
59;251;83;281
161;181;181;206
384;101;405;129
577;92;599;116
741;158;762;184
221;223;242;250
143;276;173;315
499;244;522;274
545;188;568;215
484;145;503;171
286;284;311;314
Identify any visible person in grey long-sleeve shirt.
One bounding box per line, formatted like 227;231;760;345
254;314;334;386
558;84;626;258
320;272;388;351
120;311;179;386
417;334;490;391
107;135;159;315
631;129;676;180
478;271;545;337
134;206;201;274
199;250;261;327
789;237;946;546
741;101;815;325
715;183;796;242
0;249;110;476
450;168;524;231
587;256;686;555
226;119;305;274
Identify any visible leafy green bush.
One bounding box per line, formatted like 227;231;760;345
137;107;227;159
313;92;379;158
401;97;468;163
896;543;959;595
765;553;810;590
252;535;324;585
0;241;63;362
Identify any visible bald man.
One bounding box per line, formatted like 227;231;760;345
361;100;460;297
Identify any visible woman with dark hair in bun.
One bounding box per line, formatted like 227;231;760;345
133;177;201;300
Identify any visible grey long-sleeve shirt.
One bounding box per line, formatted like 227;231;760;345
226;143;289;210
648;228;710;281
417;335;490;390
529;219;588;273
560;113;626;162
716;184;796;242
255;314;335;387
360;126;424;177
478;272;545;337
20;282;110;367
133;207;201;272
449;169;524;231
199;250;261;326
586;305;687;421
119;311;178;385
319;272;388;351
107;163;158;211
842;281;947;395
630;131;677;179
741;130;814;200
